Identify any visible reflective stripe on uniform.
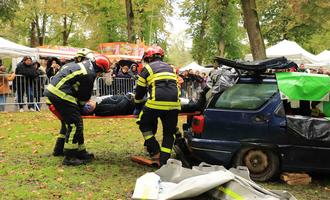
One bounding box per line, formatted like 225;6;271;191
64;124;78;150
137;76;147;87
144;135;153;140
45;97;51;104
136;110;144;124
57;133;66;139
160;147;171;154
218;186;244;200
134;98;145;103
46;84;77;104
142;131;154;140
55;63;87;90
145;101;181;110
144;64;154;76
147;100;180;106
147;72;177;82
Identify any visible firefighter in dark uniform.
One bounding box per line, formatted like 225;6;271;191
134;46;181;167
45;54;111;166
51;48;94;158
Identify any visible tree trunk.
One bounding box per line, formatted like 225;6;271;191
40;13;47;45
125;0;135;43
241;0;266;60
196;21;206;65
196;0;209;65
62;15;69;46
30;22;38;47
218;41;225;57
218;0;228;58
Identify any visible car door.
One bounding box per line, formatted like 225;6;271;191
203;82;279;142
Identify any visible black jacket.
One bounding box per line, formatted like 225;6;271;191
134;60;180;110
44;60;96;105
93;94;135;116
14;61;37;91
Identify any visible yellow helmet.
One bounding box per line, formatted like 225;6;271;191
76;48;92;57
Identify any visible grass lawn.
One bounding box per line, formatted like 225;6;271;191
0;111;330;199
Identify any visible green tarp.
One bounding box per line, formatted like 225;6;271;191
276;72;330;117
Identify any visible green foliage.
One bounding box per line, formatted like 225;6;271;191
0;0;172;49
181;0;244;65
0;0;18;21
257;0;292;45
257;0;330;53
133;0;173;45
166;32;193;67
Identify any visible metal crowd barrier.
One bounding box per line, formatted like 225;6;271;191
96;77;136;96
0;74;50;112
180;81;204;101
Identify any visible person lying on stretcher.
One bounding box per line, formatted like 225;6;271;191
81;93;198;116
81;93;136;116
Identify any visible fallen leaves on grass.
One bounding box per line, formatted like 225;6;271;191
56;177;63;182
57;168;64;173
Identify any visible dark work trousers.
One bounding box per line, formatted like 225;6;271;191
47;94;85;156
139;107;179;165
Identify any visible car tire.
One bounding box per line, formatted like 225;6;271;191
233;147;280;182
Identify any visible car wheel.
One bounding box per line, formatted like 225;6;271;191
233;148;279;182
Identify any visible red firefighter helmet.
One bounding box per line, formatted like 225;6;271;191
143;46;164;61
94;54;111;73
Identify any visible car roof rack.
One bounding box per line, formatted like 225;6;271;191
214;56;297;72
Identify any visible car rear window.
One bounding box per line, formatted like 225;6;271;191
213;83;278;110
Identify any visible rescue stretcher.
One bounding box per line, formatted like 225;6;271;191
81;112;201;119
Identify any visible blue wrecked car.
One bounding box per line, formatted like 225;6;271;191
175;57;330;181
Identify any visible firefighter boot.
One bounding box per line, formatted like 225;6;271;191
76;149;95;163
62;149;85;166
160;152;171;167
52;138;65;156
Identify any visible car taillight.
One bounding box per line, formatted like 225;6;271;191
192;115;204;135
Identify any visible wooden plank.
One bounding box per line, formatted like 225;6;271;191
281;172;312;185
286;177;312;185
281;173;310;181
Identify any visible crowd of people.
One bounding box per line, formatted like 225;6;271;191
178;69;208;100
276;63;330;75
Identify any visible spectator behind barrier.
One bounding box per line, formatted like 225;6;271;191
117;65;133;79
129;64;139;79
46;57;62;79
14;56;37;112
0;65;16;112
33;61;45;111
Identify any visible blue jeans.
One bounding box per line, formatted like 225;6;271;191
0;94;6;111
17;83;34;109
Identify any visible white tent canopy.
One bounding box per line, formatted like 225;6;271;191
179;62;211;73
316;50;330;63
0;37;37;58
245;40;318;64
37;45;81;59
